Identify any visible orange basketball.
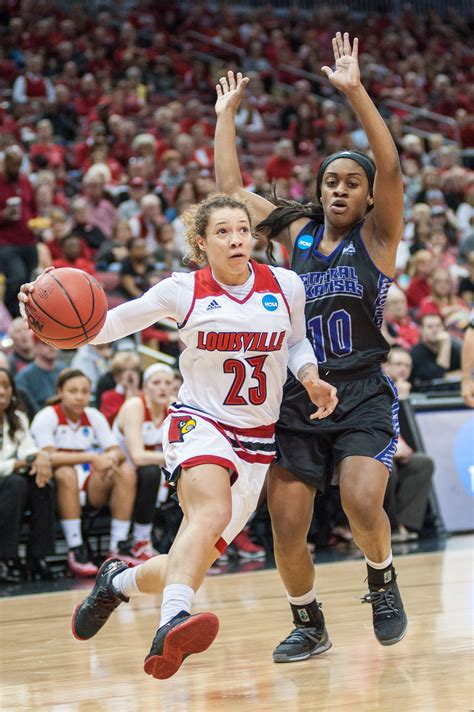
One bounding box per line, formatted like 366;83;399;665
25;268;108;349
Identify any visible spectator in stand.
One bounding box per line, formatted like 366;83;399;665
30;368;138;577
113;363;176;561
117;177;148;221
82;168;117;239
74;73;101;118
158;151;185;196
247;168;270;197
382;348;434;543
29;119;65;171
382;285;420;350
265;139;295;183
119;237;155;299
410;314;462;388
95;219;132;271
0;368;55;583
419;268;469;336
15;338;63;414
0;145;38;317
7;318;34;375
414;166;443;205
234;96;265;138
83;143;124;185
129;194;167;253
12;54;55;106
456;184;474;241
405;249;435;311
99;351;142;426
42;84;79;143
384;346;413;401
147;56;178;98
70;197;107;254
459;252;474;305
71;343;113;400
52;234;97;276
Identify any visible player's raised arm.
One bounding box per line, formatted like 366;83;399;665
322;33;403;271
214;70;276;226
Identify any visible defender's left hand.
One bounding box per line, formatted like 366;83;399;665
303;378;338;420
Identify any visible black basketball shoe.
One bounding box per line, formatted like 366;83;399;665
362;570;408;646
144;610;220;679
71;558;130;641
273;607;332;663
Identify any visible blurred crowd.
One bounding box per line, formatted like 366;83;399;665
0;1;472;582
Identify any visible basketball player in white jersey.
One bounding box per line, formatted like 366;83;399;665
21;194;337;680
30;368;138;576
113;363;175;560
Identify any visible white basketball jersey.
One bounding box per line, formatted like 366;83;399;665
30;403;116;452
113;395;165;463
177;261;292;428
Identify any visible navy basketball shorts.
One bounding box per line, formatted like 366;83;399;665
275;369;399;493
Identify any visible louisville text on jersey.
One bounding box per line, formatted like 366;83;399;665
197;331;286;353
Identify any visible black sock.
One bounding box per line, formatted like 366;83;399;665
367;562;396;589
290;599;324;628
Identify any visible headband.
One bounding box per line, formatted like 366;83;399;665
316;150;376;202
143;363;174;385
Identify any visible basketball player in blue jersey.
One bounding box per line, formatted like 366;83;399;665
215;32;407;659
19;194;337;679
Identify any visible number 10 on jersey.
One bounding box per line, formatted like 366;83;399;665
308;309;352;363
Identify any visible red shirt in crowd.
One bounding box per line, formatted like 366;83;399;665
385;317;420;349
0;173;36;247
405;275;432;310
99;388;125;426
265;156;295;182
52;256;96;275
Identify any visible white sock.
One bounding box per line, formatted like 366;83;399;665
61;519;82;549
132;522;153;544
112;565;142;597
365;551;393;569
286;588;316;606
159;584;195;628
110;519;131;551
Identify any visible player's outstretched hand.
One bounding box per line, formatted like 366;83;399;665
17;266;55;327
304;378;338;420
215;70;249;116
321;32;361;94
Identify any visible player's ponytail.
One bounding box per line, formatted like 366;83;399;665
256;190;324;242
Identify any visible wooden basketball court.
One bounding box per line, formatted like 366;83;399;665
1;536;472;711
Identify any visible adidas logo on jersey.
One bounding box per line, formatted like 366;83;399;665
206;299;221;311
342;242;356;256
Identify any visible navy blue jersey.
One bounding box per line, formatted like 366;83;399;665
291;220;392;374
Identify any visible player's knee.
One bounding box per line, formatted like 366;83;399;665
272;514;309;552
117;462;137;486
136;464;161;488
342;495;379;528
201;505;232;541
54;466;78;488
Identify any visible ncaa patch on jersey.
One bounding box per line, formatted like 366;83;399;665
296;234;314;250
262;294;279;311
